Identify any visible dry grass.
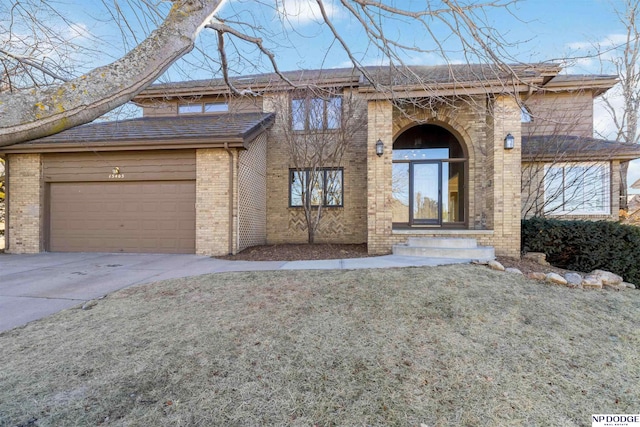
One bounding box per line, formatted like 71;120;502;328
0;265;639;426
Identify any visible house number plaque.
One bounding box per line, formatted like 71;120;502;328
109;167;125;179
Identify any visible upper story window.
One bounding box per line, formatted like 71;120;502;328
291;95;342;131
178;101;228;114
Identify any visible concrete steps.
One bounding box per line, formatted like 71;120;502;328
392;237;495;262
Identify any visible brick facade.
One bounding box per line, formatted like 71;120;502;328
195;148;236;256
366;96;522;257
6;154;43;254
2;67;623;258
264;93;368;245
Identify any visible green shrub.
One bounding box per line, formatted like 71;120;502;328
522;217;640;285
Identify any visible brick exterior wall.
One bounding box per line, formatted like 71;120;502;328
366;95;521;257
264;93;368;245
487;95;522;256
196;148;237;256
367;100;394;254
7;154;43;254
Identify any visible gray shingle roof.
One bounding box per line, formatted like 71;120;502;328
18;112;274;144
140;63;562;96
522;135;640;161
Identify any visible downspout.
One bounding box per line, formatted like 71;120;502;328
3;155;9;252
224;142;234;256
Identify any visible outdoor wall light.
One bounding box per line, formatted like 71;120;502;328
376;139;384;157
504;133;515;150
112;167;120;174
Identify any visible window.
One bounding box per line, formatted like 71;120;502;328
291;95;342;131
290;168;343;207
178;101;228;114
204;102;229;113
544;162;610;215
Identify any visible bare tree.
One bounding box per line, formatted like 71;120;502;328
597;0;640;209
275;87;365;243
0;0;523;147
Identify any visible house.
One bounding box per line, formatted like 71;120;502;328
2;64;639;257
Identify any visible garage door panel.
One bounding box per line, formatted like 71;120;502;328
49;181;196;253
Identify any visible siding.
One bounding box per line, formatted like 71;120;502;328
43;150;196;182
522;91;594;138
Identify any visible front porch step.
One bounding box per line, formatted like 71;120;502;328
406;237;478;249
393;237;495;262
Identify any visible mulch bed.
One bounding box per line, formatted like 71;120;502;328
218;243;372;261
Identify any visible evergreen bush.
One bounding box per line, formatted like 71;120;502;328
522;217;640;285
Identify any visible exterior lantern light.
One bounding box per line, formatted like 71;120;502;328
504;133;515;150
376;139;384;157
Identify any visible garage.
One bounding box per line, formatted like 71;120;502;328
45;150;196;254
1;112;275;255
49;181;195;253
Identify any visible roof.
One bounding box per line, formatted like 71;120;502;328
0;113;275;154
522;135;640;162
136;63;564;99
536;74;618;96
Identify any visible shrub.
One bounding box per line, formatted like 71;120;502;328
522;217;640;285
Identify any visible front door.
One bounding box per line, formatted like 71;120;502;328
411;162;441;225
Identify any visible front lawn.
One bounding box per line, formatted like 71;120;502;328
0;265;638;426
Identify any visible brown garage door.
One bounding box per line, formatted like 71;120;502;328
49;181;196;253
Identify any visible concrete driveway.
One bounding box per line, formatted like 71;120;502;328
0;252;288;333
0;252;467;333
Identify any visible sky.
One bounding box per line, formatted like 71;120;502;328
6;0;640;191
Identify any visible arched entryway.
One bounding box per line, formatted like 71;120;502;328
392;124;467;227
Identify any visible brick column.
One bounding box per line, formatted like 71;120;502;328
367;100;394;254
7;154;44;254
488;95;521;257
196;149;236;256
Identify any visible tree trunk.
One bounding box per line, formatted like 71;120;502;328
0;0;223;147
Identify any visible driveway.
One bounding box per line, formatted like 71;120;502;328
0;252;467;333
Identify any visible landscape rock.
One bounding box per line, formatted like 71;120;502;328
82;300;98;310
488;260;505;271
505;267;523;275
471;259;489;265
622;282;636;289
545;272;568;286
582;275;603;290
523;252;550;266
527;272;546;281
564;273;583;287
589;269;623;285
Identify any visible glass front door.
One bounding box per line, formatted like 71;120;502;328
411;162;441;224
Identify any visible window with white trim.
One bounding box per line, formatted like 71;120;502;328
544;162;610;215
289;168;343;207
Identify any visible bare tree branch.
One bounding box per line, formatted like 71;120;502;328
0;0;225;146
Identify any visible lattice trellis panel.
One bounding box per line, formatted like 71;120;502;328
238;134;267;251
